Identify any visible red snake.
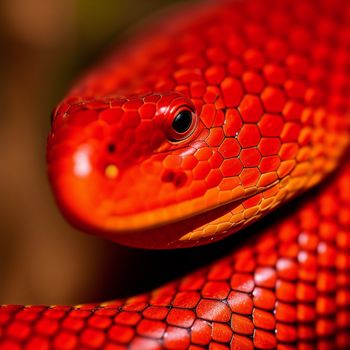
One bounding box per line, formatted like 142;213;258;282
1;0;350;348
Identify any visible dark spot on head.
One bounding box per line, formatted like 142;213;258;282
174;172;187;188
162;170;176;183
161;170;187;188
107;143;116;153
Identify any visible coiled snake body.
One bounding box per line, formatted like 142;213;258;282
1;0;350;348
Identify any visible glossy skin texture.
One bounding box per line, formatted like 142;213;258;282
1;0;350;348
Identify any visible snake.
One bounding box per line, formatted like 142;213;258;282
1;0;350;348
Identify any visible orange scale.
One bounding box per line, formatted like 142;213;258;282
194;147;213;161
298;324;315;341
242;71;264;94
220;77;244;107
62;316;85;332
204;65;226;85
192;162;211;180
190;81;206;98
239;95;264;123
276;280;296;303
201;281;230;300
114;312;141;326
258;138;281;157
213;110;225;126
283;101;303;121
242;193;262;209
261;86;286;113
7;321;31;341
207;259;232;280
263;64;286;85
296;283;317;303
205;169;223;187
231;314;254;336
208;152;224;168
238;124;261;148
15;310;40;322
254;267;276;289
206;46;227;64
179;273;206;291
243;49;264;69
220;158;243;177
174;68;203;84
136;319;165;339
138;103;156;119
182;156;199;171
240;168;260;187
206;127;225;147
276;258;298;281
172;291;201;309
190;319;212;346
223;109;242;137
258;113;284;137
240;148;261;167
175;85;191;98
123;99;143;111
35;318;59;336
219;177;240;191
176;53;206;70
212;323;232;343
286;54;309;77
108;325;134;344
284;79;306;98
275;302;297;323
190;181;208;197
196;299;231;322
54;331;78;349
297;303;317;323
259;156;280;173
130;337;161;350
200;104;216;128
227;59;244;77
227;291;253;315
316;319;335;338
276;323;297;343
257;172;278;189
277;160;295;178
218;138;241;158
120;110;141;128
99;108;123;124
254;329;277;349
319;221;338;240
230;335;254;350
204;86;221;104
142;306;169;321
230;273;254;293
167;309;196;328
80;328;106;348
316;296;336;316
316;271;336;293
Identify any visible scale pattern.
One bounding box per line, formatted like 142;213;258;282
0;166;349;349
1;0;350;348
46;0;350;248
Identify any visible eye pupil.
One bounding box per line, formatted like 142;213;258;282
172;110;192;133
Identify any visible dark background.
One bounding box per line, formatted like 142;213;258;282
0;0;193;305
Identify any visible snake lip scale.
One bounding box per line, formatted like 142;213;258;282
1;0;350;349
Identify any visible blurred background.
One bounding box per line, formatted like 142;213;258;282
0;0;195;305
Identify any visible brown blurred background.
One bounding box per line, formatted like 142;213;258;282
0;0;193;305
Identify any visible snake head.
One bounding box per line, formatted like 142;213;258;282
49;85;342;248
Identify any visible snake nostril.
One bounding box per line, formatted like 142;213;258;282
161;170;187;188
107;143;116;153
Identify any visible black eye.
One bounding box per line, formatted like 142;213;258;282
172;110;193;133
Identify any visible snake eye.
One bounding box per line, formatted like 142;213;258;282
166;106;197;142
172;110;193;133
